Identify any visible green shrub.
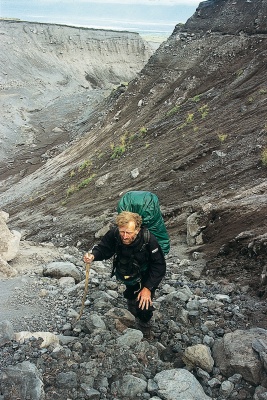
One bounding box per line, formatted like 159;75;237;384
78;160;91;172
139;126;147;135
66;174;96;196
66;185;77;197
198;104;209;119
192;95;201;102
261;148;267;166
97;151;104;159
129;133;138;142
218;133;228;143
111;145;125;159
186;113;194;123
110;133;129;159
177;122;187;131
166;105;180;117
77;174;96;189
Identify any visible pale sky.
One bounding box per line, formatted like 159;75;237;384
1;0;201;35
23;0;200;4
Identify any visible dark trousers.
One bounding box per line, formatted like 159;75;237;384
123;283;155;323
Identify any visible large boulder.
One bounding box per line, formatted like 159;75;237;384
183;344;214;373
154;368;212;400
0;256;17;278
0;361;45;400
213;328;267;385
0;211;21;262
0;211;20;277
0;320;15;347
43;261;83;283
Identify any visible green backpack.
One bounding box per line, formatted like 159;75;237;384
117;191;170;255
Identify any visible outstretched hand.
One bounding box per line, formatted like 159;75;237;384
137;287;152;310
83;253;94;264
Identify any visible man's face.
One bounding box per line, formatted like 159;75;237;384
118;221;140;245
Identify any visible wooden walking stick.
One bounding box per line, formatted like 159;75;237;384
76;262;91;322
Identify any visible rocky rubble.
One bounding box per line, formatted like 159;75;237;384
1;242;267;399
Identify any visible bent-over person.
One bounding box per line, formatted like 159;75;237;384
83;211;166;338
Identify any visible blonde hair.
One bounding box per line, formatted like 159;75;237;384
116;211;142;229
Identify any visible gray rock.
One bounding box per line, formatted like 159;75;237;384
154;368;212;400
116;328;143;347
0;212;21;262
105;307;135;327
252;338;267;354
80;385;101;399
56;371;78;388
0;320;14;347
183;344;214;373
186;299;200;310
118;374;147;398
213;328;267;385
220;380;234;397
0;361;45;400
43;261;83;283
83;313;106;333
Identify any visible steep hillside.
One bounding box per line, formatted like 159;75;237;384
0;20;153;186
1;0;267;292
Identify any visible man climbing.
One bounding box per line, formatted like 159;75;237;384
83;210;166;338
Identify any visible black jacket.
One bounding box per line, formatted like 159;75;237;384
91;227;166;291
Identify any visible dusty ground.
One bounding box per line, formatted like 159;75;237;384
0;241;67;326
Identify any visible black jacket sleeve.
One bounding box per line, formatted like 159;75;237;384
90;227;117;261
143;233;166;291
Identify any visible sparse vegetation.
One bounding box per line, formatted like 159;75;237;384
110;135;127;159
198;104;209;119
261;148;267;166
109;127;150;159
66;173;96;197
78;160;91;172
218;133;228;143
129;133;138;142
177;122;187;131
186;113;194;123
139;126;147;135
66;184;77;197
69;160;92;179
110;132;137;159
166;105;180;117
192;95;201;102
77;174;96;189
